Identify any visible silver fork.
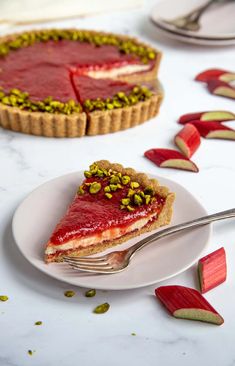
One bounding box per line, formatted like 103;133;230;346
162;0;222;32
64;208;235;274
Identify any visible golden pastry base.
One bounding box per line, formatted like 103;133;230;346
0;81;163;138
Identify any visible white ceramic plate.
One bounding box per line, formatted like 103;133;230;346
150;21;235;46
150;0;235;46
12;172;211;290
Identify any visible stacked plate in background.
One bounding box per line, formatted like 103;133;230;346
150;0;235;46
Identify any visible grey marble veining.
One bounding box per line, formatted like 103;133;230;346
0;1;235;365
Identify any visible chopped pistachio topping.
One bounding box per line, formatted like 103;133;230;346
110;175;121;184
89;182;101;194
121;198;130;206
0;30;156;63
84;170;92;178
83;85;153;112
105;193;113;199
93;302;110;314
0;295;8;302
127;205;135;212
133;194;143;206
77;185;85;195
85;289;96;297
97;169;104;177
144;186;154;195
109;184;118;192
122;175;130;185
145;195;151;204
0;88;81;115
28;350;35;356
64;290;75;298
130;182;140;189
127;188;135;197
35;321;42;326
82;163;157;211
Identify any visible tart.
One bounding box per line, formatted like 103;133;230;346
0;29;163;137
45;160;175;263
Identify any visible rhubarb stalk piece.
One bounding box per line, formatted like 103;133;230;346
178;111;235;124
207;79;235;100
198;247;227;294
190;120;235;140
196;69;235;83
174;124;201;158
144;148;199;172
155;285;224;325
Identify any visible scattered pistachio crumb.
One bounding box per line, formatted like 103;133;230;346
93;302;110;314
131;332;136;336
64;290;75;298
35;321;42;326
85;289;96;298
28;350;35;356
0;295;8;302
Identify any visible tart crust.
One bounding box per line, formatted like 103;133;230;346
0;104;87;137
45;160;175;262
87;94;162;136
0;29;162;137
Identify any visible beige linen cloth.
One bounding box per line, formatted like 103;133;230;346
0;0;143;24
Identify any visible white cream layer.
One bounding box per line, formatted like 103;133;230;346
46;212;157;255
86;64;151;79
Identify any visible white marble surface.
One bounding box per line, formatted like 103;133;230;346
1;1;235;365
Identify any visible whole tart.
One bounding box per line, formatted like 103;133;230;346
0;29;163;137
45;160;175;263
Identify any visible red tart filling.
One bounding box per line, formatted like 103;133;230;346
72;75;135;102
0;30;158;114
45;161;172;262
0;64;77;103
0;40;147;73
50;180;165;245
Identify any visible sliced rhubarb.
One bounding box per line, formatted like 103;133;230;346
144;148;199;172
207;79;235;100
198;247;227;294
190;120;235;140
195;69;233;83
174;124;201;158
155;285;224;325
178;111;235;124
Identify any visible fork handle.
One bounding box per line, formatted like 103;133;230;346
128;208;235;257
188;0;215;21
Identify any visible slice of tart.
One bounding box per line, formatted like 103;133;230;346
45;160;175;263
0;29;162;137
72;75;162;135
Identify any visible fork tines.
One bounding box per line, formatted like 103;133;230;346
63;256;114;273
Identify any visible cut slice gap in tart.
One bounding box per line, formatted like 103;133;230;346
71;74;162;136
